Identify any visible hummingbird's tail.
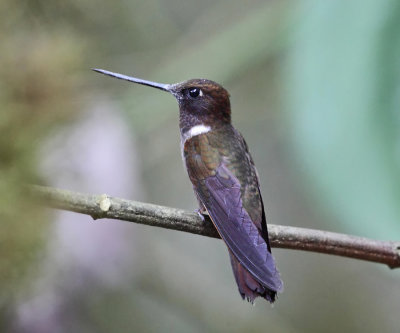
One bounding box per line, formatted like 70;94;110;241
229;251;277;303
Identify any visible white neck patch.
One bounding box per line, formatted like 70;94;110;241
181;124;211;147
188;124;211;138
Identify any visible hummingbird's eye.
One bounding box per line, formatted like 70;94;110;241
188;87;202;98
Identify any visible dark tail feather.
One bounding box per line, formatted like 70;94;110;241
229;251;277;303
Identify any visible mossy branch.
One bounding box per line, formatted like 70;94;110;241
30;185;400;269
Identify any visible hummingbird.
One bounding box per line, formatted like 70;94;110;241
93;68;283;303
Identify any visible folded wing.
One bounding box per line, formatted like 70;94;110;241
196;163;283;294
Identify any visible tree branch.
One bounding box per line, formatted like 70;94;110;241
30;185;400;269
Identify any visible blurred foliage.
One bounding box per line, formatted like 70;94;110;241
0;0;87;317
1;0;399;332
285;0;400;239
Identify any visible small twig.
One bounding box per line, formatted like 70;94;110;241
30;185;400;269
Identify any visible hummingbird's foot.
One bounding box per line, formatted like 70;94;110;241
194;208;208;222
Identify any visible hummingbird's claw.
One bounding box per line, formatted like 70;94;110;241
194;208;208;222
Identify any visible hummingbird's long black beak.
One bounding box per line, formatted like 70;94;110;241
92;68;171;92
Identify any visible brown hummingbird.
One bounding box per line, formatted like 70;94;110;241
93;68;283;303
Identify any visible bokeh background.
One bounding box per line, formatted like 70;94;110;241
1;0;400;332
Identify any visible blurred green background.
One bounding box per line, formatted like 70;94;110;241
1;0;399;332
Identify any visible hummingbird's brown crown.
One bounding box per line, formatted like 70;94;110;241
171;79;230;105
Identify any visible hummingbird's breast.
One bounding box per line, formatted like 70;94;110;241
182;124;264;228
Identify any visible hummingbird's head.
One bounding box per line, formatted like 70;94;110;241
169;79;231;128
93;69;231;130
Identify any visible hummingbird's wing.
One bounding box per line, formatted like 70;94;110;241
198;163;282;292
184;130;283;296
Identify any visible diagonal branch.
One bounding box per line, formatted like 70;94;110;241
30;185;400;269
